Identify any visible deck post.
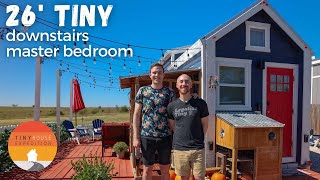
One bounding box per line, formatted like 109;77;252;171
69;79;73;122
56;69;61;146
34;56;42;121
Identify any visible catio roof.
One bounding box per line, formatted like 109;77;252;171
216;111;285;128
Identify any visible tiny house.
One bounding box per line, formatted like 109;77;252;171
119;0;312;178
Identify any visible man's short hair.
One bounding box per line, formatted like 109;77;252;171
150;63;164;73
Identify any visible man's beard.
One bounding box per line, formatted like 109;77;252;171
179;88;190;95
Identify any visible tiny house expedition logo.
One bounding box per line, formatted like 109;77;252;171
8;121;57;171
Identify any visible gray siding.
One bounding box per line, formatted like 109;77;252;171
312;78;320;104
313;64;320;76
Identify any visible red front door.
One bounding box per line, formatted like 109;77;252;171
266;67;293;157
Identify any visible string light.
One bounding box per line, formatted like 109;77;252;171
0;2;201;63
93;57;96;64
127;44;131;57
21;24;28;31
138;56;141;66
83;41;87;48
123;61;126;69
130;68;132;76
73;42;77;49
83;59;86;66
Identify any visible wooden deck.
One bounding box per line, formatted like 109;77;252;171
1;140;320;179
0;141;133;180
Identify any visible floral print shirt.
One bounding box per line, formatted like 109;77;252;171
135;86;175;138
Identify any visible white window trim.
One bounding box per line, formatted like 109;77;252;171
216;57;252;111
245;21;271;53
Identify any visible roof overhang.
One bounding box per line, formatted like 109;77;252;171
119;68;200;89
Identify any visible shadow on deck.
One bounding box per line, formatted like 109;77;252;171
0;141;133;180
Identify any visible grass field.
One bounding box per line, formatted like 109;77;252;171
0;106;130;126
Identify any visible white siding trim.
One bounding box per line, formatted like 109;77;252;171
263;62;298;163
201;38;216;168
301;51;312;164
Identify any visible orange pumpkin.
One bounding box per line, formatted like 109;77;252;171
211;173;226;180
175;176;181;180
169;170;176;180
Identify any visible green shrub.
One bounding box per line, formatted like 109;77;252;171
47;110;64;116
120;106;129;113
71;152;116;180
91;109;99;114
0;129;16;172
112;142;128;153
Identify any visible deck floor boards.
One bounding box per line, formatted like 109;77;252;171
1;141;320;179
0;141;134;179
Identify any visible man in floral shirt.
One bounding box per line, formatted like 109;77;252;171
133;63;175;180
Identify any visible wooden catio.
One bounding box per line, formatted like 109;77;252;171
216;112;284;180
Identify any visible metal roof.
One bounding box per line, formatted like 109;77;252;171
216;111;285;128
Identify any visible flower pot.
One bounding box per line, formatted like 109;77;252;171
117;151;125;159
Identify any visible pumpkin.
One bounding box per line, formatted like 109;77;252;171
169;170;176;180
211;173;226;180
175;176;181;180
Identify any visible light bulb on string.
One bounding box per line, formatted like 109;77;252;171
93;58;96;64
22;24;28;32
129;68;132;76
187;49;190;57
123;63;126;69
127;44;131;57
83;41;87;48
138;56;141;66
83;59;86;66
74;42;77;49
161;49;164;58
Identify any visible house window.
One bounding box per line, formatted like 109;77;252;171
216;57;252;111
246;21;271;53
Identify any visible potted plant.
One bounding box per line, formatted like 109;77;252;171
112;142;128;159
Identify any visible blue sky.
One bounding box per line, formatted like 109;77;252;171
0;0;319;107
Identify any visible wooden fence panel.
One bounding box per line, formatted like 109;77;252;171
311;105;320;135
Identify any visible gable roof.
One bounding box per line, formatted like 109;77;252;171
203;0;312;53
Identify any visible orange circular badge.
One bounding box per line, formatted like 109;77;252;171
8;121;57;171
